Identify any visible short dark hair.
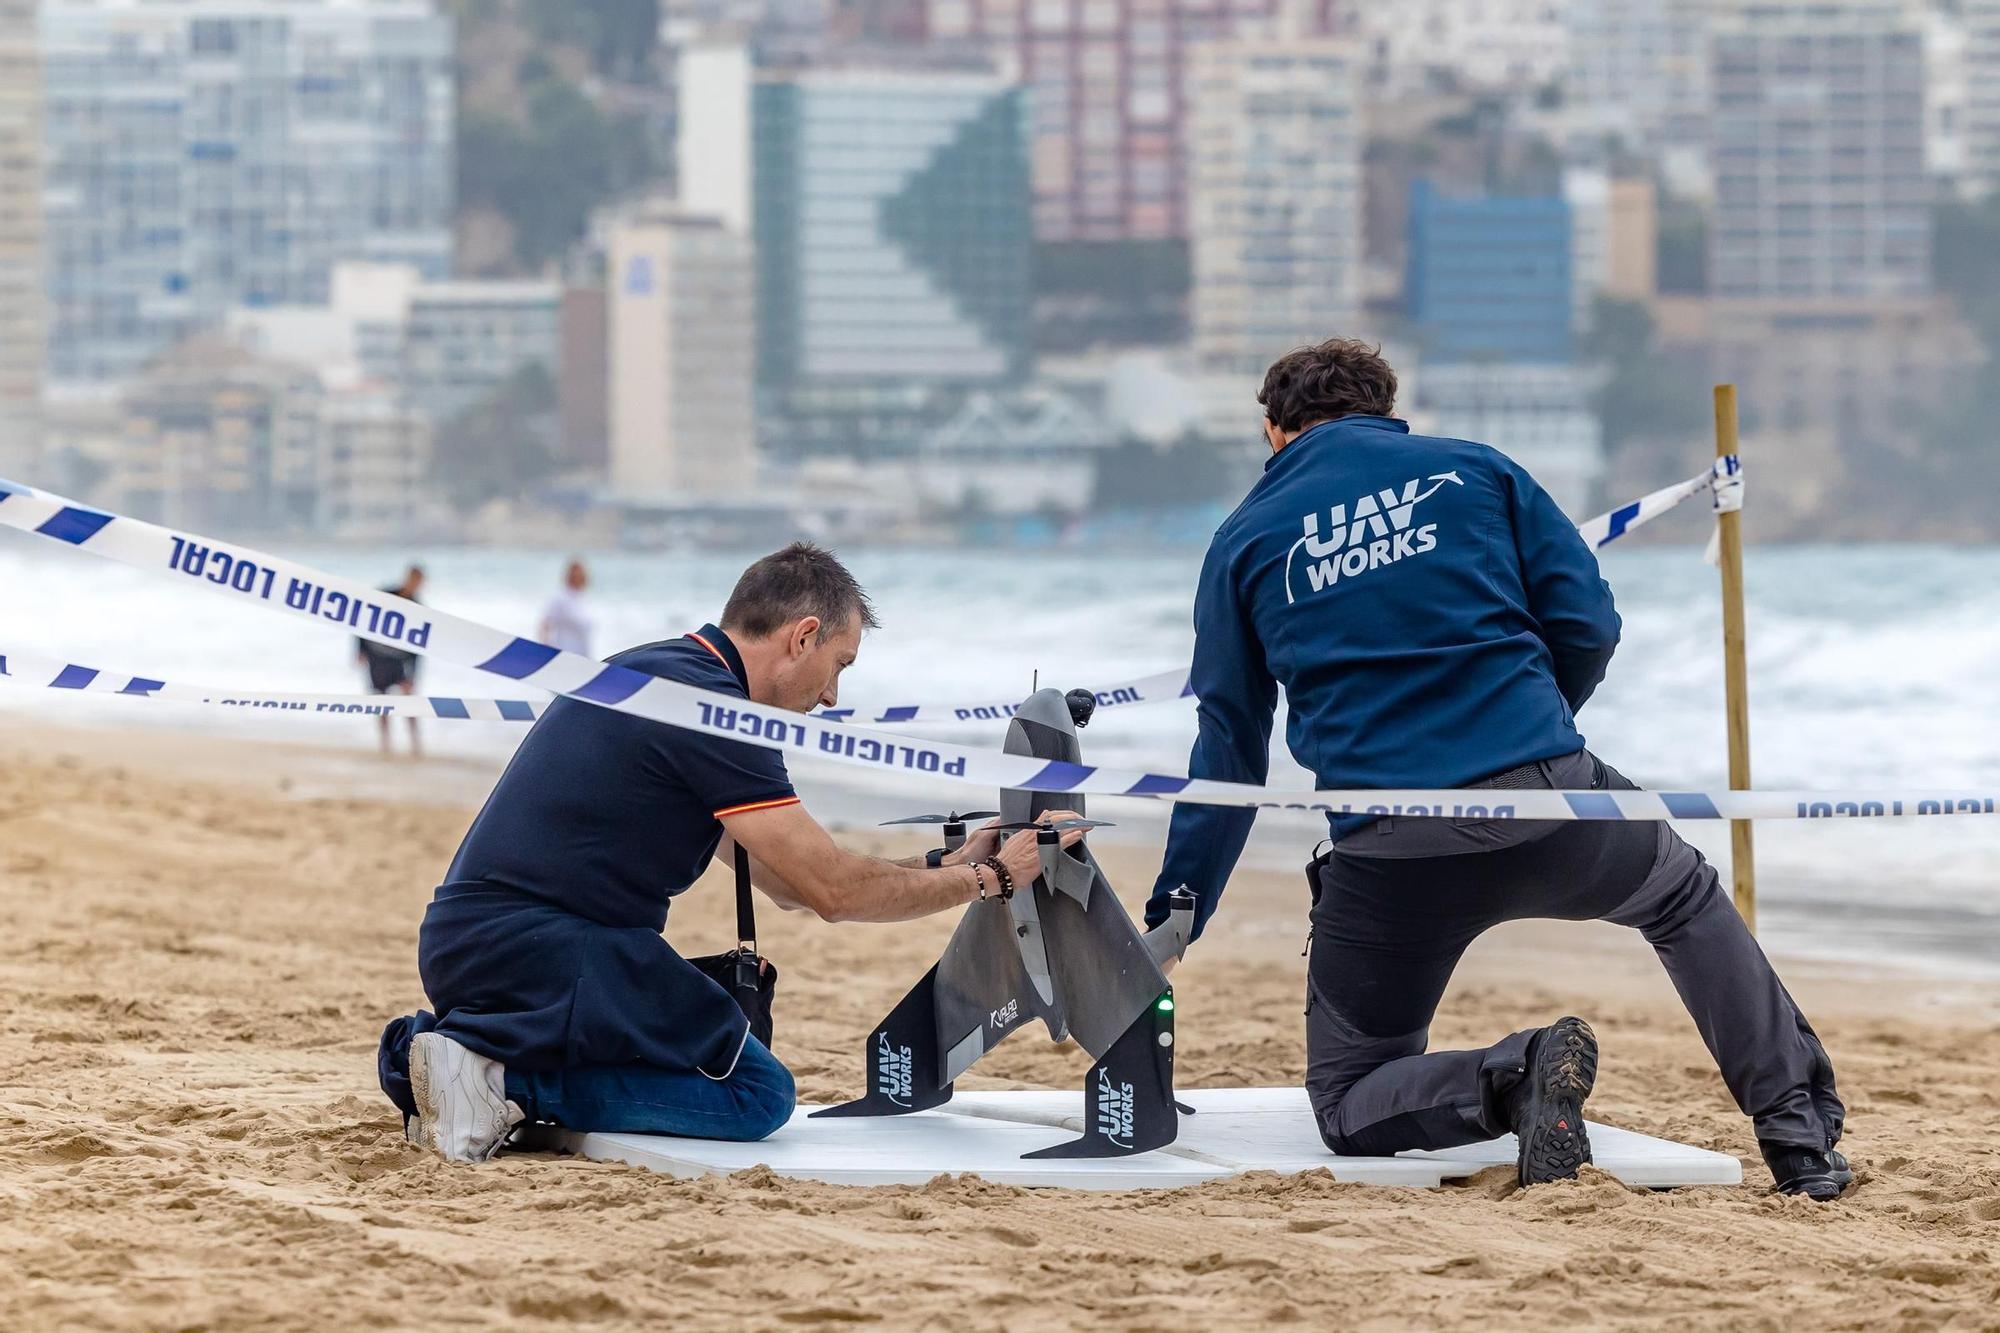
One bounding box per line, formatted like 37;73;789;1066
721;542;879;641
1257;338;1399;434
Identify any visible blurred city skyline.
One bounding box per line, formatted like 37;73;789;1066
1;0;1997;547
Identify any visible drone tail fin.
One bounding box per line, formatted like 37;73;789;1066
810;965;954;1118
1020;987;1178;1159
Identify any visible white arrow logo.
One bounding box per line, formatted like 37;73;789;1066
1285;472;1463;603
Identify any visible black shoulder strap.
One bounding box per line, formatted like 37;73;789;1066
734;842;757;952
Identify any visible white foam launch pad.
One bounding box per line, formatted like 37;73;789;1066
562;1087;1741;1191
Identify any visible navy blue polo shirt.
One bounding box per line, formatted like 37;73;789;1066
413;626;798;1076
442;625;797;931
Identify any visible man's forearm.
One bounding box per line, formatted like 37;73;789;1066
817;850;979;922
889;841;982;871
726;803;1009;925
1148;802;1258;939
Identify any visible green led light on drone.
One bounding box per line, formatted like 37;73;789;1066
1157;996;1174;1013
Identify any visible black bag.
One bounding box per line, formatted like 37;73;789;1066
688;843;777;1049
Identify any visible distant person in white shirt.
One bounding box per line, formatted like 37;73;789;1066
540;559;595;657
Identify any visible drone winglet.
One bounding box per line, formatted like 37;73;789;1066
1144;887;1197;971
1020;988;1177;1159
811;964;954;1119
823;689;1183;1159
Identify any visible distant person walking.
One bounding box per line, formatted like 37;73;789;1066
359;564;427;758
539;559;595;658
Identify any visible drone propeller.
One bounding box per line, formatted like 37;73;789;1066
991;819;1116;833
879;810;1001;827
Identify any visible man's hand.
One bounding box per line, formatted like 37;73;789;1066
948;810;1085;868
724;805;1093;924
947;817;1006;865
986;812;1087;893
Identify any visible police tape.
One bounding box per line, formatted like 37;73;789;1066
821;457;1745;725
1576;455;1741;550
10;474;1995;823
0;461;1739;730
0;463;1742;732
0;635;1177;729
0;645;547;722
821;668;1192;725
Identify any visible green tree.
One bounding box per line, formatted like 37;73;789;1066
1933;193;2000;345
1091;432;1247;508
523;0;661;82
1918;194;2000;502
1655;200;1708;294
1588;296;1710;457
1033;240;1189;352
456;76;658;272
431;363;562;513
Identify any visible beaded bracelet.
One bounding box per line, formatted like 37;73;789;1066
971;860;990;901
983;857;1015;901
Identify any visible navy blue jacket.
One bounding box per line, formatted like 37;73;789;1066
1145;416;1620;939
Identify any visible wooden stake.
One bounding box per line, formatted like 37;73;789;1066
1712;385;1756;932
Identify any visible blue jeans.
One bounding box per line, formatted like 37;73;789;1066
503;1035;797;1142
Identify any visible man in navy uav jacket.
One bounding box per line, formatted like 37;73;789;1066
1144;340;1847;1200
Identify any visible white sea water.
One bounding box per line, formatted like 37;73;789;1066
2;531;1996;975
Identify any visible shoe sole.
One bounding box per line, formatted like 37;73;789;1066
1517;1016;1598;1186
1776;1172;1844;1201
1771;1148;1847;1200
408;1032;441;1157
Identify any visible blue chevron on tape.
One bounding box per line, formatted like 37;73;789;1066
37;507;115;546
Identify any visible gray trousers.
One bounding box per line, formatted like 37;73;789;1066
1306;749;1844;1157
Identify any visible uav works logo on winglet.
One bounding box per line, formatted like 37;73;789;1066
1095;1066;1136;1150
875;1029;914;1108
1284;472;1464;603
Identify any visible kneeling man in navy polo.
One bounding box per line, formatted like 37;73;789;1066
379;543;1082;1163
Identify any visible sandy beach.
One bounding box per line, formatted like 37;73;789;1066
2;722;1997;1331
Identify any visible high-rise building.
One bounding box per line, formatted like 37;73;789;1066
1564;170;1658;329
1410;363;1605;516
1187;31;1364;372
40;0;455;390
314;386;432;541
400;280;561;425
747;61;1032;454
1349;0;1572;98
558;284;609;472
227;263;559;427
1403;173;1596;508
112;335;323;531
925;0;1315;243
1652;292;1980;531
1565;0;1713;152
1969;0;2000;198
1406;180;1574;365
1708;1;1929;300
677;41;756;234
1923;2;1971;197
608;210;757;499
0;0;41;480
659;0;829;56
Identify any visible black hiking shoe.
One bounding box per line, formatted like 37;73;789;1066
1511;1016;1598;1186
1763;1143;1848;1201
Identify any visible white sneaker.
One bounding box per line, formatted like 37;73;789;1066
408;1031;524;1163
